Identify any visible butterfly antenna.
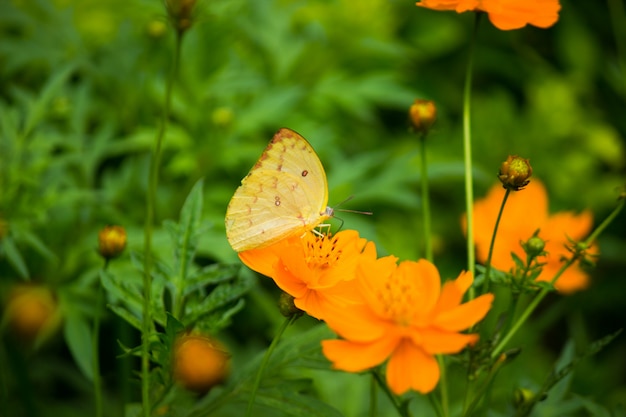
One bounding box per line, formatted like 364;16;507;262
333;195;373;216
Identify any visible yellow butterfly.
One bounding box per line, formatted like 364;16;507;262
225;128;334;252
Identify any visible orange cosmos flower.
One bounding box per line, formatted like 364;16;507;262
464;180;595;293
322;258;493;395
416;0;561;31
238;230;373;319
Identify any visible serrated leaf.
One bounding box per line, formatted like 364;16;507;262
172;178;205;289
63;313;94;382
184;263;240;296
184;272;252;325
193;298;245;333
249;383;344;417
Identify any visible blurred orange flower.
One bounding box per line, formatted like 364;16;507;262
322;258;493;394
238;230;373;319
173;333;230;393
464;181;595;293
416;0;561;30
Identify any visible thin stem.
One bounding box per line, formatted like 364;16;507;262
464;13;482;299
481;188;511;294
141;30;184;417
371;369;410;417
491;197;625;359
245;316;295;417
463;353;507;416
419;133;433;263
437;355;449;417
369;373;378;417
92;265;106;417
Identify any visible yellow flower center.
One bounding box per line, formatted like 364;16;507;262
304;233;342;270
376;269;415;327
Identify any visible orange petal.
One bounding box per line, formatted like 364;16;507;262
537;263;590;294
386;340;440;394
543;210;593;244
401;260;441;316
416;0;480;12
323;303;389;343
238;246;280;278
433;293;494;331
433;271;473;314
417;328;479;354
322;335;400;372
482;0;561;30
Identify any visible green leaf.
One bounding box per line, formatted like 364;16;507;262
108;304;142;331
190;325;338;416
184;270;253;329
20;229;57;262
1;237;29;279
63;313;94;382
249;382;344;417
170;178;205;289
184;263;240;296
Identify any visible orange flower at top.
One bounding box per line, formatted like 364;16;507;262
322;258;493;395
239;230;372;319
464;180;595;293
416;0;561;30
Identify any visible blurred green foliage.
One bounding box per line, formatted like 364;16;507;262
0;0;625;416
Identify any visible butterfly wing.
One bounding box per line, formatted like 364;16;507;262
225;128;331;252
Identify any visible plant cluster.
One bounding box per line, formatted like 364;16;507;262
1;0;625;416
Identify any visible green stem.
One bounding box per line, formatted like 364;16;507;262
437;355;449;417
491;197;625;359
92;277;104;417
463;353;507;416
463;13;482;299
141;30;184;417
245;316;295;417
481;188;511;294
419;133;433;263
369;373;378;417
371;369;410;417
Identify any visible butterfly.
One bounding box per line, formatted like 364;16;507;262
225;128;334;252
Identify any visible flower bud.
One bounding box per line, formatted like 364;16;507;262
498;155;532;191
98;225;127;260
3;284;62;343
409;99;437;135
173;334;230;394
523;235;545;258
165;0;197;34
278;292;303;318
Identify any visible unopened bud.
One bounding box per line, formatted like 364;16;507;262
409;99;437;134
498;155;532;191
165;0;197;34
98;225;127;260
278;292;303;318
524;235;545;257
